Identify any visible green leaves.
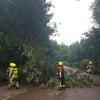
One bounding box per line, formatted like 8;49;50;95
0;0;56;84
92;0;100;25
22;42;55;84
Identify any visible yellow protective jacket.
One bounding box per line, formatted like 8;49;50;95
7;67;18;79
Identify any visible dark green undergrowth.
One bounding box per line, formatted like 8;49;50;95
47;71;94;89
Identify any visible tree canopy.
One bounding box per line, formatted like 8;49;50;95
0;0;56;84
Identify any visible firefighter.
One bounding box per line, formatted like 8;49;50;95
86;61;93;82
7;63;20;89
56;61;65;89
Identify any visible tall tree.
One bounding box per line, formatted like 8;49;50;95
0;0;56;84
92;0;100;25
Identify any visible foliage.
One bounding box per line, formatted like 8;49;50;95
65;71;93;88
46;78;59;89
92;0;100;25
22;42;56;84
68;42;83;62
0;0;56;85
47;70;93;89
93;67;100;75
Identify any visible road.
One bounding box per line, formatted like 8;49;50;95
9;87;100;100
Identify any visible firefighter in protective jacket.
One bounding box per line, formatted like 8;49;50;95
56;61;65;89
7;63;20;88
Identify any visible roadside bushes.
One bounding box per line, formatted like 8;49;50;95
65;71;92;88
93;68;100;75
47;69;93;89
22;42;56;85
46;78;59;89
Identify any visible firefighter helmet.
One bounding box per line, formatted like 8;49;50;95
58;61;63;66
10;63;16;67
88;61;93;65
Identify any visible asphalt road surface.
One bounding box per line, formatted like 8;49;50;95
10;87;100;100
